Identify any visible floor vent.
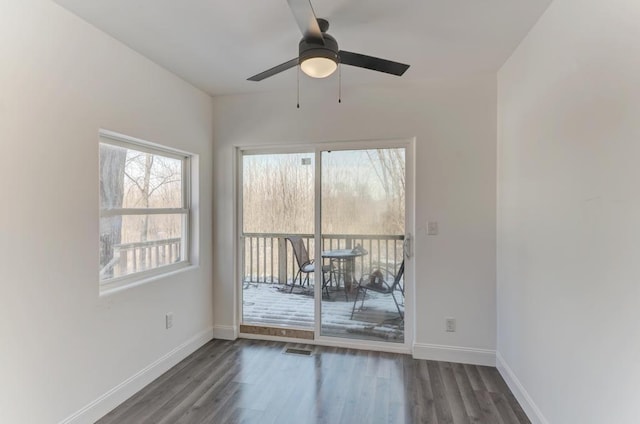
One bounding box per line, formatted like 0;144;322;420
284;348;313;356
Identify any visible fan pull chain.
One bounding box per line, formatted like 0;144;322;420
297;66;300;109
338;64;342;104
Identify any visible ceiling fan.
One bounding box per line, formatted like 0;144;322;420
247;0;410;81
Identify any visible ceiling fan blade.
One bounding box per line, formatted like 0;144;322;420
247;58;299;81
287;0;324;44
339;51;410;76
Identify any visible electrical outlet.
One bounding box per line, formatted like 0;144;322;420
445;318;456;332
166;313;174;329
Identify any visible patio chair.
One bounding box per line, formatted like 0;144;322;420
286;236;332;297
350;260;404;320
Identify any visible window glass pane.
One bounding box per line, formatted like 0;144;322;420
100;214;184;281
322;149;405;235
241;152;316;328
100;143;183;209
242;153;314;234
321;148;406;343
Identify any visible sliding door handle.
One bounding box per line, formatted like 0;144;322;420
403;233;412;259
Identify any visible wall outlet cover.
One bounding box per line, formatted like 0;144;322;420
445;318;456;332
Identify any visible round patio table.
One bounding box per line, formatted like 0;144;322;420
321;248;367;299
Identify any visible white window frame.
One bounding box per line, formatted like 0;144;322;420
99;129;192;294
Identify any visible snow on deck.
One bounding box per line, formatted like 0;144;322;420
242;283;404;343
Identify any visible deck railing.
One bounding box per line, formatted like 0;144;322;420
100;238;182;279
242;233;404;285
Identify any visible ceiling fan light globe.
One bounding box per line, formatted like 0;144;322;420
300;57;337;78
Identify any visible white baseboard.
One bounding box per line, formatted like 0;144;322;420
412;343;496;366
212;324;237;340
496;351;549;424
58;327;214;424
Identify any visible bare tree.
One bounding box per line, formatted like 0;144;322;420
122;152;182;269
243;154;314;234
99;144;127;278
366;149;405;235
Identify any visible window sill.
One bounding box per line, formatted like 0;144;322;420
99;262;198;296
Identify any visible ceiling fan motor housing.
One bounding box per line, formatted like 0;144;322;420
299;33;339;64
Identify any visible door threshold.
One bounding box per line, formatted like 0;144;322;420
238;326;411;355
239;324;314;340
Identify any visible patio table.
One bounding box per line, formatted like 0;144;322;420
321;248;367;299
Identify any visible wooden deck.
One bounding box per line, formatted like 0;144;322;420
242;282;404;342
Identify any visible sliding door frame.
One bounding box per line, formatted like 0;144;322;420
235;137;415;354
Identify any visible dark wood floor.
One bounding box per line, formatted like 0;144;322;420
97;339;529;424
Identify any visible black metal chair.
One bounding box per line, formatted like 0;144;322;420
351;260;404;320
286;236;332;296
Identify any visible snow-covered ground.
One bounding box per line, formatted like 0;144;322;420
242;282;404;343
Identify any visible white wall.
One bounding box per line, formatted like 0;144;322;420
0;1;214;422
212;74;497;361
497;0;640;422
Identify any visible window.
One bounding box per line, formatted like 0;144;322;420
99;131;191;291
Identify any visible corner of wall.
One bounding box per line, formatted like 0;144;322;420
496;351;549;424
212;325;238;340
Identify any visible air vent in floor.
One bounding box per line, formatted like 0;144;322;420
284;348;313;356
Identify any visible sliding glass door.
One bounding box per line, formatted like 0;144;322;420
319;148;406;343
238;142;410;347
241;152;316;329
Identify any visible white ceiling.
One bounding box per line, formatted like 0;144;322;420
53;0;552;96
